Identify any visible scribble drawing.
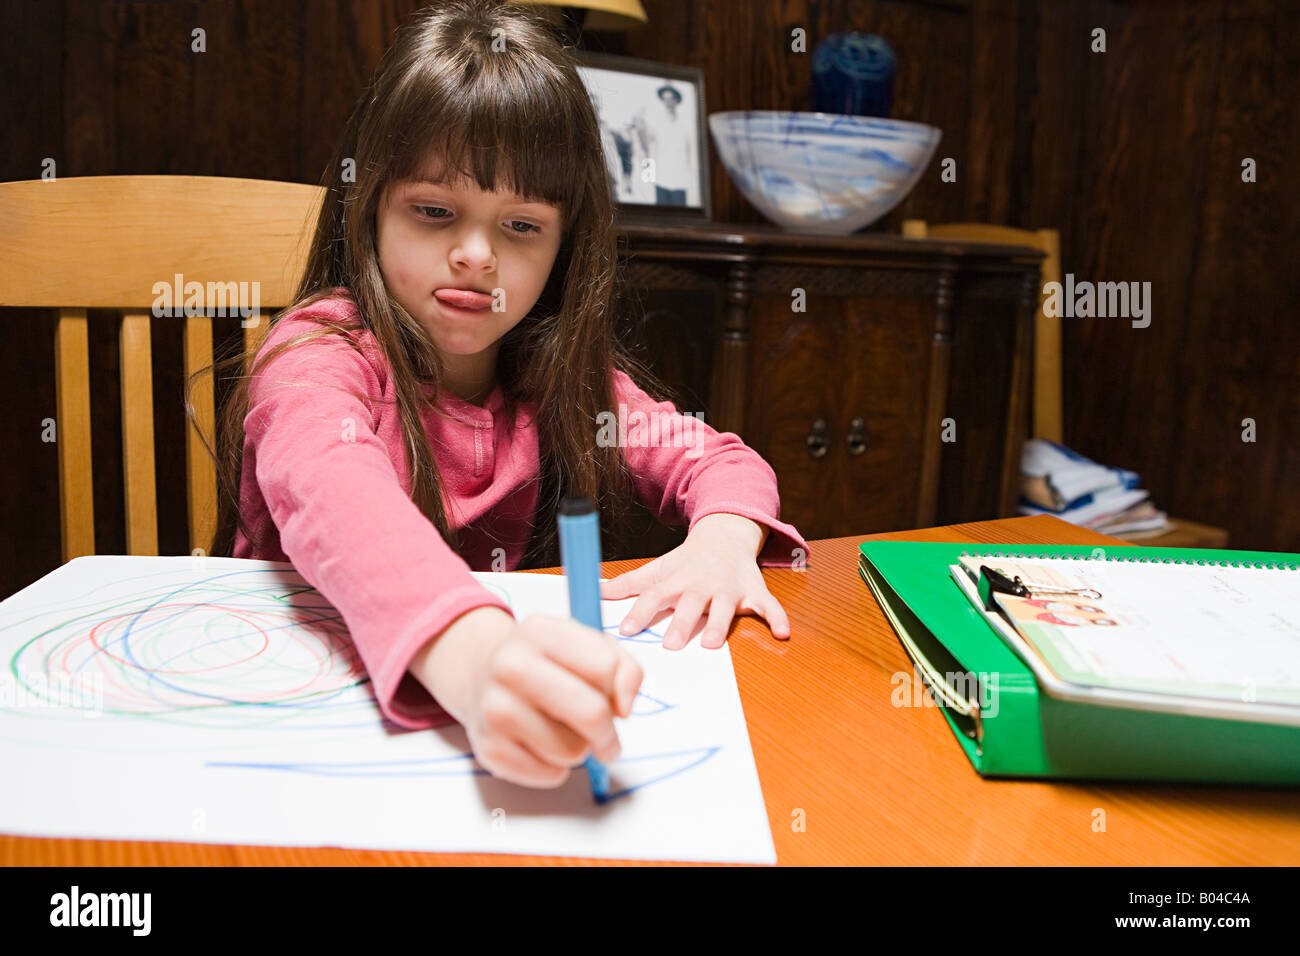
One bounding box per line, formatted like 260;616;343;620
205;745;723;802
3;568;372;729
3;567;679;729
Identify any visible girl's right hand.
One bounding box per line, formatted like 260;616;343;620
412;606;643;789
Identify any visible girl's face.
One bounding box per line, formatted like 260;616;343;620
377;171;564;389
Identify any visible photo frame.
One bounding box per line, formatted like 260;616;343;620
575;52;713;226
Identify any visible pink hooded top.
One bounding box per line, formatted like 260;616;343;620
233;292;809;730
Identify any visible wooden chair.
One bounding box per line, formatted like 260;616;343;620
0;175;325;563
903;219;1228;548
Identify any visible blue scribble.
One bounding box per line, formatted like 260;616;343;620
632;690;674;716
605;623;665;644
206;746;722;803
207;753;487;778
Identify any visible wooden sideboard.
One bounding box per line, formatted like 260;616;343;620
612;222;1044;550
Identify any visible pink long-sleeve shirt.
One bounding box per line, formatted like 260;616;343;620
233;291;809;730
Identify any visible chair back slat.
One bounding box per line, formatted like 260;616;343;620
0;176;323;308
907;221;1037;248
0;176;325;559
184;316;217;556
54;309;95;562
119;311;158;555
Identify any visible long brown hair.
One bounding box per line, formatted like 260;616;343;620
191;0;668;569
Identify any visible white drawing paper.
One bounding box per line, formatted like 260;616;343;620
0;556;775;864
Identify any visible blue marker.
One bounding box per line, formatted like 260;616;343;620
557;496;613;803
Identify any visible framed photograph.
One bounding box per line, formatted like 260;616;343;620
575;52;712;226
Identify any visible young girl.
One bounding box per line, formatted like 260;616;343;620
196;0;809;791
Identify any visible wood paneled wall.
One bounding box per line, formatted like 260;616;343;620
2;0;1295;598
605;0;1298;557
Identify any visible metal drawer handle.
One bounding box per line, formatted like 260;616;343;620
806;418;829;458
846;417;867;455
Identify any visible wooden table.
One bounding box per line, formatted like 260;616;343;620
4;515;1297;865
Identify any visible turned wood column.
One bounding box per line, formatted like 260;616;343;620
708;259;754;437
916;261;957;528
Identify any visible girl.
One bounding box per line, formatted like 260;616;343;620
193;0;809;790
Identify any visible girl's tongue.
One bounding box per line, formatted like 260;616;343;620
435;288;494;310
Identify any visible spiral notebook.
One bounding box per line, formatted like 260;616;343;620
950;551;1300;725
857;541;1300;784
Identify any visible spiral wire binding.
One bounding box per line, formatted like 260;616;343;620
957;549;1299;572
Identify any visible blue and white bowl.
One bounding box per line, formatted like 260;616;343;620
708;111;941;234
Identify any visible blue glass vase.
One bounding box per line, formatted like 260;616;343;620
811;33;897;118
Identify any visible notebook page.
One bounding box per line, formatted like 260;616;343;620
956;556;1300;705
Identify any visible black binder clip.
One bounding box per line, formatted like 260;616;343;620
978;564;1102;610
978;565;1029;611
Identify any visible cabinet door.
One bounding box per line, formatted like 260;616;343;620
836;296;931;534
745;288;934;541
744;301;844;541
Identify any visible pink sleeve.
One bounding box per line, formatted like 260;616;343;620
611;369;810;568
245;315;513;731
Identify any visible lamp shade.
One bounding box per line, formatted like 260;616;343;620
523;0;648;31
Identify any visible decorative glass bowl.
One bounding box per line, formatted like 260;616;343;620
708;111;941;234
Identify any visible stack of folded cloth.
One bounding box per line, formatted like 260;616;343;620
1019;439;1170;537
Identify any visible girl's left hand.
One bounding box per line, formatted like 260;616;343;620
599;513;791;650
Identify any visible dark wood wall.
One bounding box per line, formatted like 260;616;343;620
3;0;1296;599
604;0;1299;558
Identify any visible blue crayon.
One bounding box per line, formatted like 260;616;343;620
557;496;613;803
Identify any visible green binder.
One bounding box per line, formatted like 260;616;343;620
857;540;1300;785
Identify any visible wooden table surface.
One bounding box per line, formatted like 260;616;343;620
4;515;1298;866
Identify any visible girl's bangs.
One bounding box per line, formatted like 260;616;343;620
387;67;589;233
